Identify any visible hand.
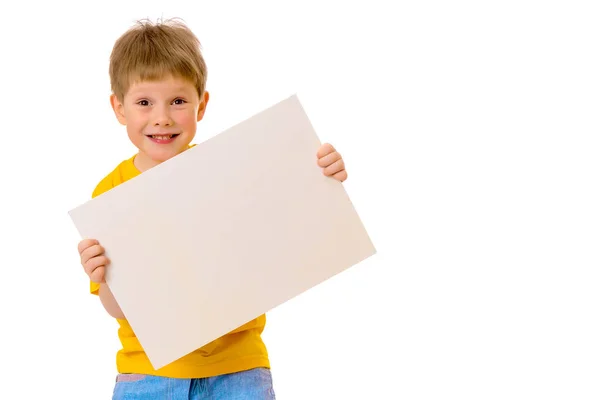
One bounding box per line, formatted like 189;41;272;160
78;239;110;283
317;143;347;182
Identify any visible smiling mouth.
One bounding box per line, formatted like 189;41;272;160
146;134;180;139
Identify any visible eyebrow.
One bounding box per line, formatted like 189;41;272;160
130;87;194;96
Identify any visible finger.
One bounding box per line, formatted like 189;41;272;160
317;151;341;168
333;169;348;182
90;266;106;284
323;159;345;176
316;143;335;159
84;255;110;277
80;244;105;265
78;239;98;254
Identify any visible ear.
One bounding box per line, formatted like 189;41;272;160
196;91;210;122
110;94;127;126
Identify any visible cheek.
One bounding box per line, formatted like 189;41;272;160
174;109;198;128
123;110;147;130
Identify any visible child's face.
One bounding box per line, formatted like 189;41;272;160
110;75;209;171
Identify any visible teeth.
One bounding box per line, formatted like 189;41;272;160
152;135;172;139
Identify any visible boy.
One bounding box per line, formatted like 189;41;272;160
77;18;348;399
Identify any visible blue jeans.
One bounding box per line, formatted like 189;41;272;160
112;367;276;399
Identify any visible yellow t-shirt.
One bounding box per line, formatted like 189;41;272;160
90;153;270;378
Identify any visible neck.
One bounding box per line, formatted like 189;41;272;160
133;153;159;173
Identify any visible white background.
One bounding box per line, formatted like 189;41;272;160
1;1;599;399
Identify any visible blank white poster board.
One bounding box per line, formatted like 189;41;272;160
69;94;376;370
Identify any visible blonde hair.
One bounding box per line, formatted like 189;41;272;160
109;18;207;100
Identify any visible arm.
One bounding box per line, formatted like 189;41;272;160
79;238;126;320
99;283;125;320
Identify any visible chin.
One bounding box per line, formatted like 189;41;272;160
140;146;180;163
155;150;184;163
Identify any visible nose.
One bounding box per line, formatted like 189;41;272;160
152;105;173;126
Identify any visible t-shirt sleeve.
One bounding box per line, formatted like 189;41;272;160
88;175;114;296
90;281;101;296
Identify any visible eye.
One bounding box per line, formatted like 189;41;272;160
173;98;187;105
137;99;150;106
